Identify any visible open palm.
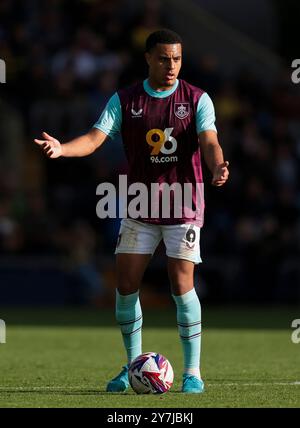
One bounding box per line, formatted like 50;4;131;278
34;132;62;158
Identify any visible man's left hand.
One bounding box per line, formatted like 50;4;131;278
212;161;229;186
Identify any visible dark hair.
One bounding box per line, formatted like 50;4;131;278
145;29;182;52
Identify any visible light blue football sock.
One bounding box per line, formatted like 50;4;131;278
116;290;143;365
172;288;201;377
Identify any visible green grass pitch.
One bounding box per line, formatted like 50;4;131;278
0;306;299;408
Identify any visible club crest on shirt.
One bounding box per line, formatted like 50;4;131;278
174;103;190;119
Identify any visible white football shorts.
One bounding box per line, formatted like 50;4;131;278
115;218;202;264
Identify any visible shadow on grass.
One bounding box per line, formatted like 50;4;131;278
0;388;184;396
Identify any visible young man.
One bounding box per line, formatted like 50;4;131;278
34;29;229;394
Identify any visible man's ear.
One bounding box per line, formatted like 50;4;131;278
145;52;151;66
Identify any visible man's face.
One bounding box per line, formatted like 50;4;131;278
145;43;182;88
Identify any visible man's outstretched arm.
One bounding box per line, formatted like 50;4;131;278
198;130;229;187
34;128;108;158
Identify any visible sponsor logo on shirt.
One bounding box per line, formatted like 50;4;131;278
174;103;190;119
146;128;178;163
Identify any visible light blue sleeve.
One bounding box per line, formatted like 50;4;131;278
196;92;217;134
93;92;122;139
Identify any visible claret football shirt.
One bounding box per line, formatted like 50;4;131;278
93;79;217;226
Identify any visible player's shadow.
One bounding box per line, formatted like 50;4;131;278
0;388;187;396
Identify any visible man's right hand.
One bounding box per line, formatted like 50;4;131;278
34;132;62;158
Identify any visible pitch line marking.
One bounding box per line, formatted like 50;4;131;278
208;381;300;386
0;382;300;391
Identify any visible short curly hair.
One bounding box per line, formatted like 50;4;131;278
145;29;182;53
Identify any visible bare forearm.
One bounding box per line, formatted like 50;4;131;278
198;131;229;186
35;128;108;159
202;141;224;174
61;134;98;157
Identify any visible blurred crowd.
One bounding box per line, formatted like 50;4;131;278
0;0;300;304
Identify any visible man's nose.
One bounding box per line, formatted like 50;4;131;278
167;60;175;70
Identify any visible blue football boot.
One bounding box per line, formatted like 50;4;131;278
106;365;129;392
182;374;205;393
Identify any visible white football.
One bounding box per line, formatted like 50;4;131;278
128;352;174;394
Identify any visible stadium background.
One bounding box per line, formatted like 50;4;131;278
0;0;300;308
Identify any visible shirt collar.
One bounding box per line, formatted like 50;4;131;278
143;78;179;98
